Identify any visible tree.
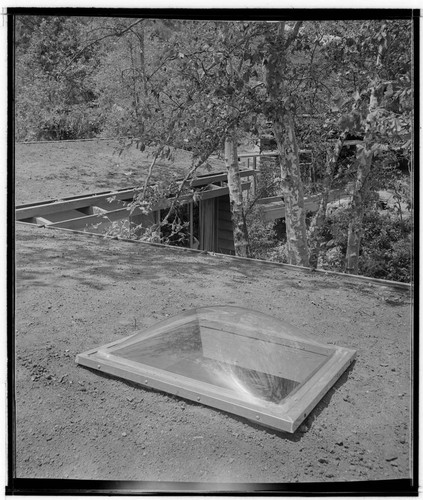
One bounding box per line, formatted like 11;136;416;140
304;20;412;274
15;16;412;278
262;21;310;267
15;16;104;140
95;19;259;255
339;21;412;273
225;132;250;257
308;131;348;268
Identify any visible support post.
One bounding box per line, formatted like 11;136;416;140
189;202;194;248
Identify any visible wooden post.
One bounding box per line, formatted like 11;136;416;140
189;202;194;248
251;156;257;196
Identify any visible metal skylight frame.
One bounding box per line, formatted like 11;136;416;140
76;306;356;433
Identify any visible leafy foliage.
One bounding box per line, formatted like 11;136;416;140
14;16;413;281
15;16;105;140
318;208;412;282
245;206;278;260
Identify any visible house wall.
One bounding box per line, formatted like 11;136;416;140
16;182;240;255
216;195;235;255
196;195;235;255
199;199;217;252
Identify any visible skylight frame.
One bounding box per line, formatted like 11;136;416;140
76;307;356;433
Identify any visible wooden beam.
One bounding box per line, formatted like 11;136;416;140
260;189;348;221
48;207;133;230
16;189;137;219
38;183;251;230
16;171;255;221
257;195;284;205
162;182;251;208
189;169;255;187
16;189;115;209
37;209;89;223
238;151;311;159
34;216;52;225
190;173;228;187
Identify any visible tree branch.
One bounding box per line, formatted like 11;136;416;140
160;144;218;227
142;147;163;199
285;21;303;49
60;19;146;75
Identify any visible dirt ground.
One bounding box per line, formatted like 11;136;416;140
13;140;414;491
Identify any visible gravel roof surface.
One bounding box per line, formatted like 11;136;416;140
14;222;413;490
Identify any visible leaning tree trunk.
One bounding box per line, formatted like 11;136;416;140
224;131;250;258
263;21;309;267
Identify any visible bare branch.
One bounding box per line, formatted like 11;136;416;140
160;142;219;227
142;147;163;199
60;19;146;75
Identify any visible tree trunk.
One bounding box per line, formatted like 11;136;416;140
345;23;385;274
137;25;148;97
308;133;347;268
274;116;309;266
345;148;372;273
263;22;309;267
224;132;250;258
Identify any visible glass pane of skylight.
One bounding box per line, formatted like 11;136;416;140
77;306;355;432
108;307;331;405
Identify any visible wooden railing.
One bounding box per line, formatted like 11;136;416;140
257;189;349;222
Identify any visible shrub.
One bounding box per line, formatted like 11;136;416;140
267;242;289;264
245;206;279;260
320;208;412;282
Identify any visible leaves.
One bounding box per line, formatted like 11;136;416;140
16;17;412;206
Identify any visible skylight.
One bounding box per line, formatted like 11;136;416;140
76;306;356;433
